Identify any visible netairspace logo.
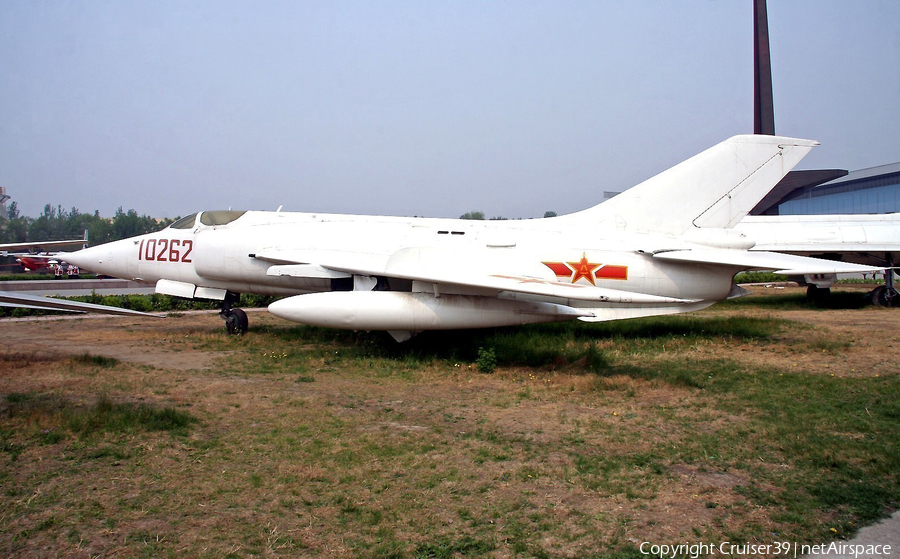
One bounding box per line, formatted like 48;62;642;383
640;541;892;559
640;542;717;559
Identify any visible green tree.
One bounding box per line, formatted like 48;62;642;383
28;204;64;241
7;201;19;220
0;215;28;243
459;211;485;220
0;199;172;246
111;207;164;240
88;211;113;245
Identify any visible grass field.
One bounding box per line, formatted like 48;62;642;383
0;286;897;557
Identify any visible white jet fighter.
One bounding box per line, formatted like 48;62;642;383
59;135;883;341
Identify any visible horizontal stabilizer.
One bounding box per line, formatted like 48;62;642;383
652;249;886;275
753;243;900;253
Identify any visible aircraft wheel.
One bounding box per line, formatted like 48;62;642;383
870;286;885;306
806;285;830;303
224;308;249;335
869;286;898;307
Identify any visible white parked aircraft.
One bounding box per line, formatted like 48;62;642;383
0;231;89;274
0;233;88;254
736;213;900;304
11;135;884;341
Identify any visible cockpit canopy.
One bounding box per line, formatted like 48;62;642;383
168;213;198;229
168;211;247;230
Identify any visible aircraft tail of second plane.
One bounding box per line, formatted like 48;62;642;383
561;135;818;238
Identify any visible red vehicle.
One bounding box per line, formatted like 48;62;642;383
16;255;54;273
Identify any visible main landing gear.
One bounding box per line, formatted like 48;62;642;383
220;292;249;335
806;285;831;303
867;285;898;307
864;254;898;308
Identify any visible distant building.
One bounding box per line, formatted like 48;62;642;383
777;162;900;215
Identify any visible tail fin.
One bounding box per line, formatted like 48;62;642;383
563;135;817;236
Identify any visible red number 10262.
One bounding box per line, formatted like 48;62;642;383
138;239;193;262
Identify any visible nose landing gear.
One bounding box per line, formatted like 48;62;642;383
220;292;249;335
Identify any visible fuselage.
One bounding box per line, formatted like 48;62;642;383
66;209;739;309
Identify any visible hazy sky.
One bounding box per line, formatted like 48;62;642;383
2;1;898;219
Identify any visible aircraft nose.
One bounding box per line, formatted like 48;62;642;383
65;239;134;277
64;245;109;273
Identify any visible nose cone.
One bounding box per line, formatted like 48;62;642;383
65;238;136;278
63;245;110;275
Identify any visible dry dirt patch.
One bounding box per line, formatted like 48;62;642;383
0;293;897;557
0;311;239;371
692;286;899;377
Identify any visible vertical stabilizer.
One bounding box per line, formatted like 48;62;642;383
562;135;817;236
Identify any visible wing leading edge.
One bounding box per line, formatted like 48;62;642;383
0;291;162;317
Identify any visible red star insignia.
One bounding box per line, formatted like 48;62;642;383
567;253;600;285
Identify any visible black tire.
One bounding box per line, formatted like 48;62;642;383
224;308;249;335
806;285;830;303
870;286;897;307
871;285;891;307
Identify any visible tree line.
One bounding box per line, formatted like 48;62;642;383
459;210;557;220
0;201;176;246
0;199;561;247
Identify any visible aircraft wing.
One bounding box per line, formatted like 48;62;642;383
750;243;900;253
0;239;86;254
652;249;887;275
0;291;161;317
746;246;900;269
735;214;900;264
8;252;62;260
254;248;699;305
